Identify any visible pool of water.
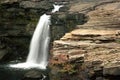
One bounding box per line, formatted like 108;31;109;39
0;63;50;80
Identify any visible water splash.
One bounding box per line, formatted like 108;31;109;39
10;5;63;70
52;4;63;13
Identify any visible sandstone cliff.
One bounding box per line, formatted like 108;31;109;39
0;0;120;80
50;0;120;80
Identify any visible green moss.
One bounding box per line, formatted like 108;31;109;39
115;39;120;43
68;69;77;75
58;63;78;75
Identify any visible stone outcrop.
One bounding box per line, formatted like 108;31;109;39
50;0;120;80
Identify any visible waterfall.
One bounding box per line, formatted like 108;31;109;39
10;4;63;70
26;14;51;69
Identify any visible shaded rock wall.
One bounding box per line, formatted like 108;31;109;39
51;12;87;41
0;0;53;62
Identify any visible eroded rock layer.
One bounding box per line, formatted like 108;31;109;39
50;0;120;80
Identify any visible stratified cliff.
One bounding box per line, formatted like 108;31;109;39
50;0;120;80
0;0;120;80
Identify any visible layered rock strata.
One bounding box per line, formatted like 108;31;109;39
50;0;120;80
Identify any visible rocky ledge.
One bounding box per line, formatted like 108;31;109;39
50;0;120;80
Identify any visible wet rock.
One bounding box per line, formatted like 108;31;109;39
0;0;21;4
20;1;53;10
0;50;7;60
0;0;53;62
23;70;45;80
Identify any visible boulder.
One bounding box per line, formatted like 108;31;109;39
23;70;44;80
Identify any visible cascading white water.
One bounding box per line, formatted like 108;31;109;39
10;4;63;70
52;4;63;13
25;14;51;69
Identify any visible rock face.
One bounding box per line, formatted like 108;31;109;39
50;0;120;80
0;0;53;62
51;12;87;41
0;0;120;80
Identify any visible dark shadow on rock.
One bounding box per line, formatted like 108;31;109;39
0;64;50;80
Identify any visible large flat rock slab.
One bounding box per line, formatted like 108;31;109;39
71;29;118;36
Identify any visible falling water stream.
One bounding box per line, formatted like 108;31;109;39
10;4;63;70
